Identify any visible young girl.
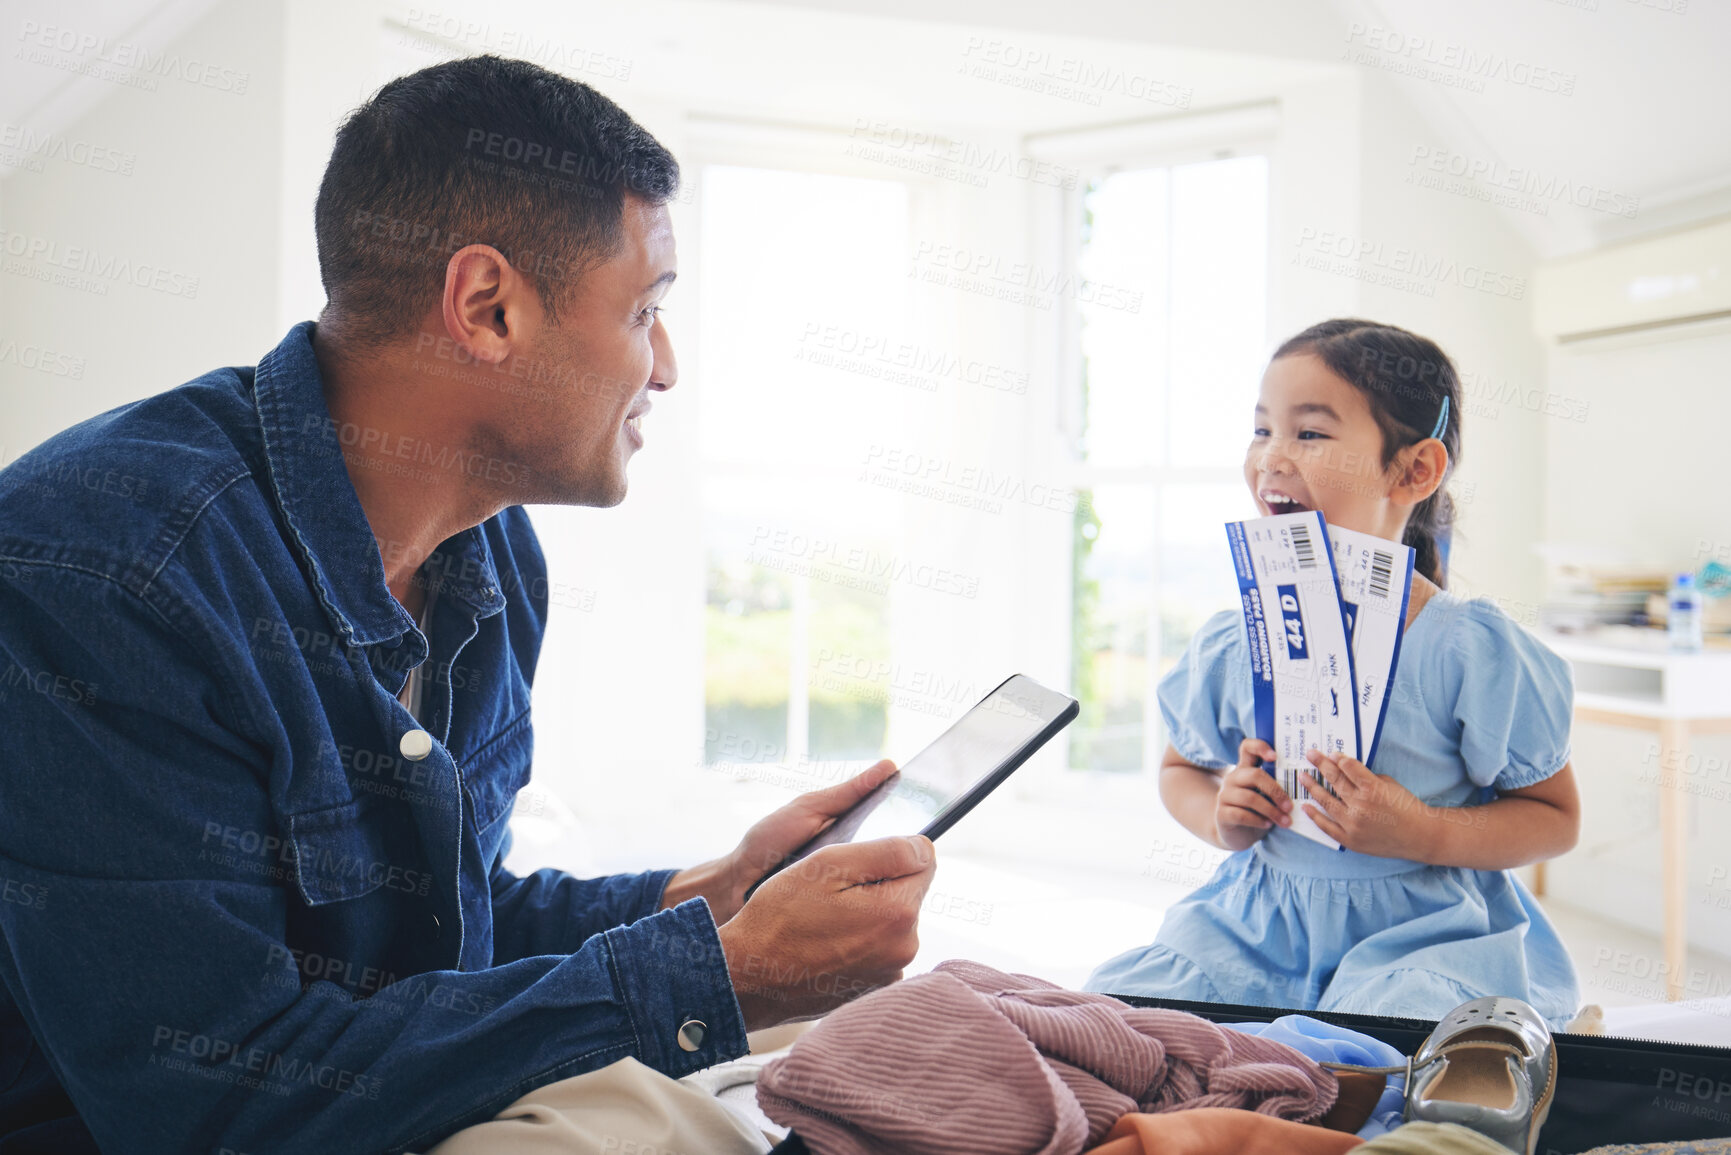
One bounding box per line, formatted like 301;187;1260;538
1085;319;1582;1028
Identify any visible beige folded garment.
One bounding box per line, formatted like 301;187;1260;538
418;1056;772;1155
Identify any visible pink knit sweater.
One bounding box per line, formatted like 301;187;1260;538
757;960;1339;1155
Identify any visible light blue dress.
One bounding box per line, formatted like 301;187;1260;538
1084;590;1582;1028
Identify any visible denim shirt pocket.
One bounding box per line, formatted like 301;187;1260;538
461;710;534;841
288;800;392;906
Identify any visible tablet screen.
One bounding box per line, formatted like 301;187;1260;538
793;675;1070;859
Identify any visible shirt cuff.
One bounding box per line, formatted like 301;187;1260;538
642;867;680;917
601;897;749;1077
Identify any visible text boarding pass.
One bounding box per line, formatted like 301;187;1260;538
1227;511;1358;850
1330;525;1415;770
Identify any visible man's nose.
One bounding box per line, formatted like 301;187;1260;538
649;314;678;392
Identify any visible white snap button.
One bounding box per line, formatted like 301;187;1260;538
676;1019;707;1052
399;729;433;761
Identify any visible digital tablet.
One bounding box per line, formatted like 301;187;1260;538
742;673;1079;901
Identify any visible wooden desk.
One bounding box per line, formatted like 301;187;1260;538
1539;632;1731;1000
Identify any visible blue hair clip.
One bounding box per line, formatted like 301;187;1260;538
1430;396;1450;441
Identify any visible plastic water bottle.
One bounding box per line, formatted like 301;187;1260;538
1669;572;1703;651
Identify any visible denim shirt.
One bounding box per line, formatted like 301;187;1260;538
0;322;747;1154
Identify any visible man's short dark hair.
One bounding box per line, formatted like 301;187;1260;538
314;55;680;347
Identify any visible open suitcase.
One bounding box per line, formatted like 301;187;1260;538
767;995;1731;1153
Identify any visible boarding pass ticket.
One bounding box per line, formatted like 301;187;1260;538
1226;511;1358;849
1329;525;1415;770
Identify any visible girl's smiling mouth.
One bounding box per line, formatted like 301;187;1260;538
1259;490;1313;516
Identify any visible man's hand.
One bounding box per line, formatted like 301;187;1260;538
1214;738;1292;852
717;835;935;1030
1300;749;1437;859
659;760;900;925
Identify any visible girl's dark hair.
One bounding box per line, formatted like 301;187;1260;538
1271;319;1462;588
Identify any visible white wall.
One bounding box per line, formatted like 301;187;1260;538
1545;327;1731;570
1541;324;1731;955
278;0;385;330
1353;68;1550;611
0;0;285;459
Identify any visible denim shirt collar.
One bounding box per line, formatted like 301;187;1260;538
253;322;507;650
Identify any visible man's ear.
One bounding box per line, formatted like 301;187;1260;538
1393;438;1449;507
437;244;531;365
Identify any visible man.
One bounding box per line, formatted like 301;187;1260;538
0;55;934;1153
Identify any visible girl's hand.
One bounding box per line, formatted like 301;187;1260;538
1214;738;1292;852
1300;750;1438;860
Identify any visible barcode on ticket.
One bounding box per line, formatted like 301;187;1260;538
1290;521;1316;570
1277;767;1336;805
1369;549;1393;601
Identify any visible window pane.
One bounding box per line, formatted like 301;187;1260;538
1069;485;1155;772
1077;170;1169;468
704;477;793;766
1076;157;1266;470
698;166;915;468
1157;482;1253;688
703;469;901;768
1168;156;1269;468
698;165;915;766
1069;155;1267;773
807;577;890;761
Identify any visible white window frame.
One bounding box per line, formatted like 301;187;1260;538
679;117;952;775
1023;104;1279;793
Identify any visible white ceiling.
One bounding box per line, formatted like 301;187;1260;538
387;0;1340;132
736;0;1731;255
6;0;1727;259
0;0;223;161
1347;0;1731;209
1337;0;1731;250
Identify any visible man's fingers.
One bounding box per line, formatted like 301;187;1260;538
798;759;898;818
820;834;935;888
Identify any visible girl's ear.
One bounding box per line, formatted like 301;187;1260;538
1392;438;1449;507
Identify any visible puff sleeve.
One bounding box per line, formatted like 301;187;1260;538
1156;609;1257;771
1441;600;1575;791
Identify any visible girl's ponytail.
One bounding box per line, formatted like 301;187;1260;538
1404;488;1454;593
1271;319;1462;589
